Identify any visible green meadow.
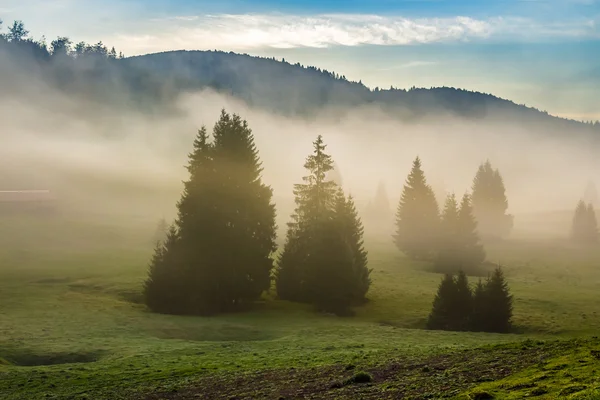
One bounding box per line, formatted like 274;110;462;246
0;210;599;399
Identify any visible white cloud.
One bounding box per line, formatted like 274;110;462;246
106;13;599;55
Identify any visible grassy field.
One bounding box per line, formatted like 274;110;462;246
0;210;599;399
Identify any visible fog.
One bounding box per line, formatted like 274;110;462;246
1;81;598;239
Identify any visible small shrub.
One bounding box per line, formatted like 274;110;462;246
345;371;373;385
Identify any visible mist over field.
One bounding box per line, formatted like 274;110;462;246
1;79;598;241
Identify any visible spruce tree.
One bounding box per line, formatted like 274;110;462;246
470;279;487;331
144;225;185;314
457;193;486;273
364;181;394;233
571;200;598;244
454;270;473;331
435;193;460;273
144;111;277;315
152;217;169;246
426;273;457;330
210;111;277;309
334;191;371;305
394;157;440;260
586;204;599;243
276;135;338;302
277;136;369;314
471;160;513;239
482;267;513;333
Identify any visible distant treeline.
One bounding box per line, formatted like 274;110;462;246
1;20;599;135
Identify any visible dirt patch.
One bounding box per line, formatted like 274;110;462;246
2;350;104;367
142;341;570;400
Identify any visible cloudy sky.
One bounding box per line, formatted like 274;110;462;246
1;0;599;120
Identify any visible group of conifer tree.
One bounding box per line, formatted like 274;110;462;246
393;157;511;274
144;110;370;316
427;268;513;333
571;200;599;244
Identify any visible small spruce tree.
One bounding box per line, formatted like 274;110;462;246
471;160;513;240
571;200;599;244
426;273;458;330
394;157;440;260
479;267;513;333
435;193;461;273
470;279;488;331
457;193;486;273
454;270;473;331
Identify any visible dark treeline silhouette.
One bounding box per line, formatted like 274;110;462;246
571;200;599;245
427;268;513;333
1;20;600;133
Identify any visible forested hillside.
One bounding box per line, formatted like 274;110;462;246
1;19;599;136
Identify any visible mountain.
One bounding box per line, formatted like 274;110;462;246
1;22;599;135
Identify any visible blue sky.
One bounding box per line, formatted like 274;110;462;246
1;0;599;119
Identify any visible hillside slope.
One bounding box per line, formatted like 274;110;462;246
1;30;599;136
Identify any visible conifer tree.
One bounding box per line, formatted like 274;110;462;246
144;225;185;314
454;270;473;331
426;273;458;330
480;267;513;333
364;181;394;232
144;110;277;315
427;271;472;331
571;200;598;244
435;193;460;273
326;161;343;188
457;194;486;272
470;279;487;331
334;191;371;305
394;157;440;260
152;217;169;246
471;160;513;239
277;137;370;314
586;204;598;243
276;135;338;302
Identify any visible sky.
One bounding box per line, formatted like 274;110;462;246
1;0;599;120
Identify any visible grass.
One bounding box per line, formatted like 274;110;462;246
0;211;600;399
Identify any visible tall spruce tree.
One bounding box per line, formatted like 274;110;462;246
144;110;277;315
276;136;370;314
471;160;513;239
276;135;338;302
571;200;598;244
394;157;440;260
